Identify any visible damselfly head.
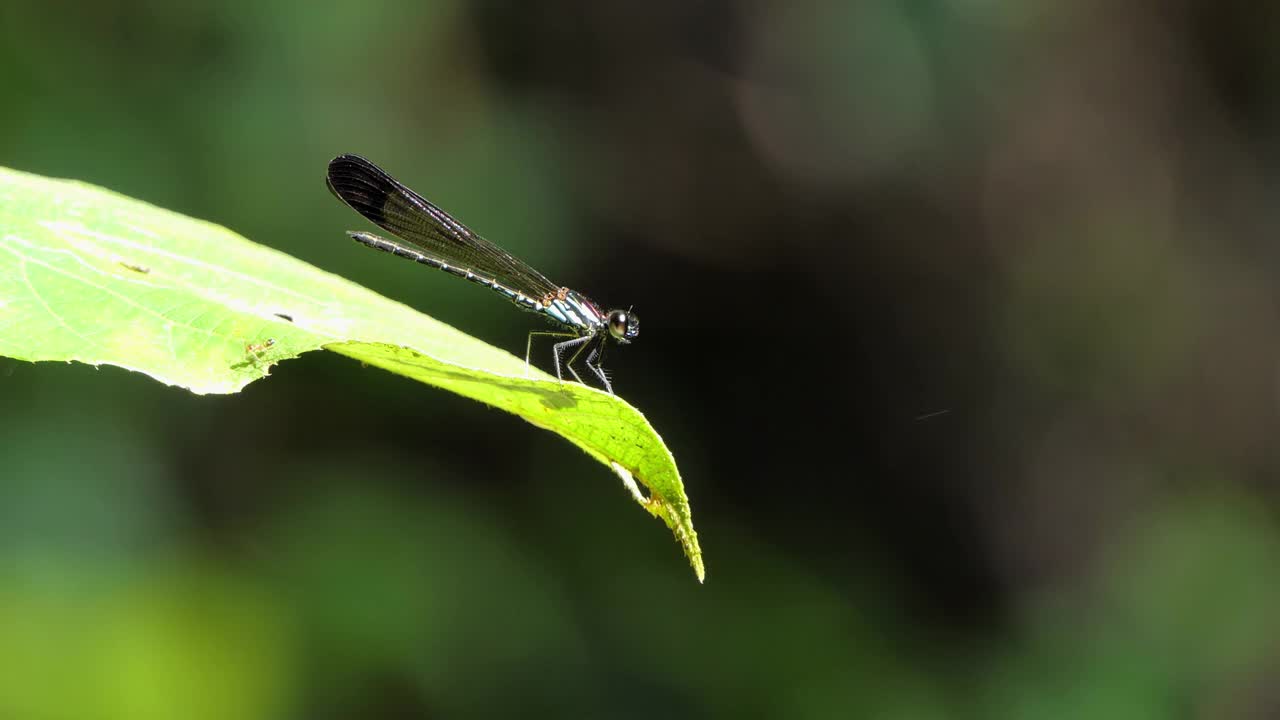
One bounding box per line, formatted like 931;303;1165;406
607;309;639;344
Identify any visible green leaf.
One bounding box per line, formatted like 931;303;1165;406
0;165;703;581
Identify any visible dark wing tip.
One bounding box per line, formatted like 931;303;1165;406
325;153;395;224
327;153;375;173
326;154;382;192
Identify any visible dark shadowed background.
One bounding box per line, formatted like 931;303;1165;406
3;1;1280;717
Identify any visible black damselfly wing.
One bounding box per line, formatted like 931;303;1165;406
325;154;561;300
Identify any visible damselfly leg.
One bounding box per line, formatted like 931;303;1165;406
552;334;592;386
527;331;612;393
585;337;612;395
526;330;576;378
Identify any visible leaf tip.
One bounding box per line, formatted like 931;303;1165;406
610;462;705;583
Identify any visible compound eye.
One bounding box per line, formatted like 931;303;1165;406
608;311;629;339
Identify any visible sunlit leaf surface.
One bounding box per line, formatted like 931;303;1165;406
0;165;702;581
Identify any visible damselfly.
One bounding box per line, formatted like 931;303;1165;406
325;154;638;394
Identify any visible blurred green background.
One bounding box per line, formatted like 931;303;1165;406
3;1;1280;717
